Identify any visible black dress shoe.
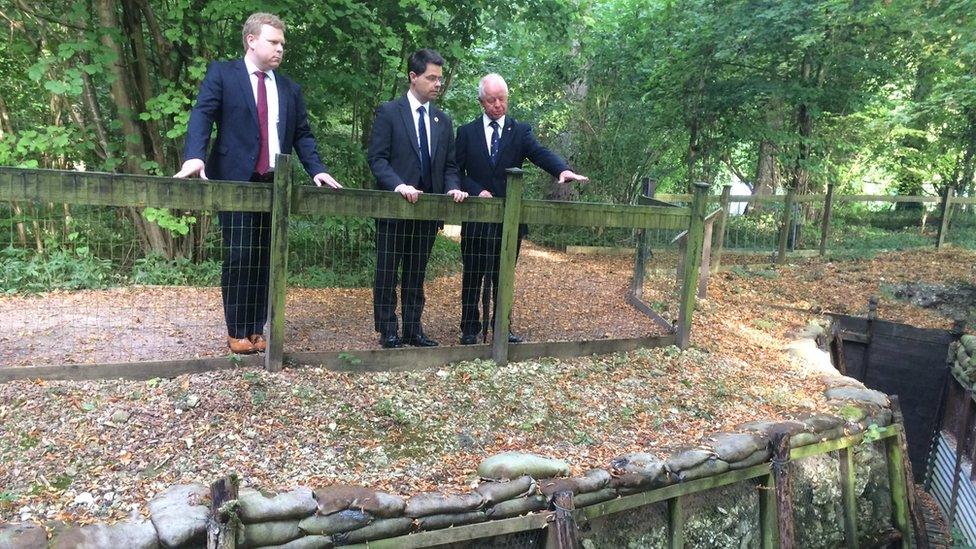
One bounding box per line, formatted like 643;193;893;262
403;334;439;347
507;332;524;344
460;334;478;345
380;334;402;348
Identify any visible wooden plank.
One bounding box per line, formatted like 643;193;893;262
771;433;794;548
698;216;713;299
624;294;676;332
343;512;550;548
819;183;834;257
885;431;913;548
711;185;731;274
838;447;860;549
520;200;690;229
0;166;272;211
576;463;772;520
0;355;264;383
294;186;505;223
545;491;581;549
789;426;897;460
492;171;525;367
758;473;778;549
265;155;292;372
890;396;929;549
834;194;940;204
668;495;685;549
207;474;239;549
0;335;677;383
776;188;795;265
676;183;709;349
937;186;954;249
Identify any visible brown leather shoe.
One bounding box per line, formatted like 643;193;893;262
248;334;267;352
227;336;256;354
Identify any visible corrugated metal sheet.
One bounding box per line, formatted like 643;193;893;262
930;433;976;544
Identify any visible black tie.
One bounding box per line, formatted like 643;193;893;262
489;120;500;165
417;105;432;190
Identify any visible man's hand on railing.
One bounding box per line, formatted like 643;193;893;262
174;159;207;179
313;173;343;189
557;170;588;184
394;184;423;203
447;189;468;203
478;190;493;198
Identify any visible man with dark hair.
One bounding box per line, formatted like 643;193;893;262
367;48;467;348
176;12;342;354
456;73;587;344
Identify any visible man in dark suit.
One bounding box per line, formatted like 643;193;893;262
367;49;468;348
175;12;342;354
456;73;588;344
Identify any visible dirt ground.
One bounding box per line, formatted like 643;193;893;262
1;243;668;367
1;246;974;524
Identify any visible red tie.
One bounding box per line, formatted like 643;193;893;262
255;71;270;175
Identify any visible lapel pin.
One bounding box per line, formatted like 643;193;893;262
434;116;439;123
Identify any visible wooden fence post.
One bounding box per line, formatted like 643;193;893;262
676;182;709;349
545;491;581;548
492;169;525;367
937;185;955;249
207;473;239;549
819;183;834;257
771;433;794;549
265;154;292;373
837;446;860;549
776;188;795;265
630;178;655;300
885;426;913;549
668;495;685;549
711;184;731;273
758;473;778;549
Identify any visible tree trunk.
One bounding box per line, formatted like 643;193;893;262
95;0;172;257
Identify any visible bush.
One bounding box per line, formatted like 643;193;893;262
129;253;221;286
1;246;115;294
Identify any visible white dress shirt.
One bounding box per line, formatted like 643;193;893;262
483;114;505;155
244;57;281;170
407;90;432;156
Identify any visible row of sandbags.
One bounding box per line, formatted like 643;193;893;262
951;334;976;385
7;375;892;549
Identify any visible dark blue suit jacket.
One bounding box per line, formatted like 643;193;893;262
367;95;459;193
184;59;327;181
455;116;568;198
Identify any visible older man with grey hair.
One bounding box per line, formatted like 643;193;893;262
455;73;588;344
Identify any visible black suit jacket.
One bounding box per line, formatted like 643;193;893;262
455;116;568;198
184;59;327;181
367;95;459;193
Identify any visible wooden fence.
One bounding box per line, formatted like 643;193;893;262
270;424;912;548
655;183;976;265
0;157;707;377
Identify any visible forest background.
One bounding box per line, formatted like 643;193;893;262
1;0;974;276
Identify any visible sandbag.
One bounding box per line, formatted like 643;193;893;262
239;487;317;523
404;491;484;517
485;495;548;519
415;511;488;531
298;509;372;535
236;520;302;548
477;452;569;480
333;518;413;544
475;476;536;504
312;486;405;518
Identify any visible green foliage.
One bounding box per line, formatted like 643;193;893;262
130;253;221;286
143;208;197;236
0;246;115;294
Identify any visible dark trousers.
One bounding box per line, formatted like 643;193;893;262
373;218;438;338
459;222;525;337
218;210;271;339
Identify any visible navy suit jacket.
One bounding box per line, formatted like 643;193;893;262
367;95;459;193
455;116;568;198
183;59;327;181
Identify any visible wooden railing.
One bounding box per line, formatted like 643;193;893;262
0;157;705;375
341;424;913;548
